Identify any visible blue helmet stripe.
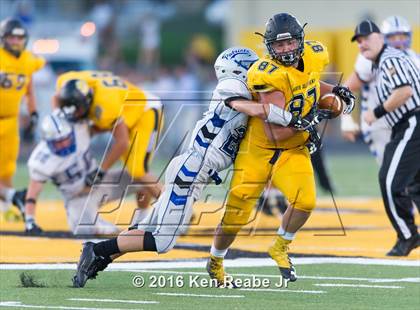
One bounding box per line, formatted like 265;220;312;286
50;115;62;133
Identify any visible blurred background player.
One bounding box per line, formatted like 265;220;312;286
24;112;121;235
0;18;45;217
55;72;163;223
342;16;420;210
207;13;355;285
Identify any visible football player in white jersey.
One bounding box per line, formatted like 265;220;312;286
342;15;419;165
24;112;128;235
72;46;321;288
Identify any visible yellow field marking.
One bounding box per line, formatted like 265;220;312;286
1;199;419;262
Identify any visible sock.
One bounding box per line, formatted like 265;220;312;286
25;216;35;230
277;227;295;241
93;237;120;257
210;244;228;258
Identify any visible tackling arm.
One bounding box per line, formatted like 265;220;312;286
227;95;294;127
260;91;297;142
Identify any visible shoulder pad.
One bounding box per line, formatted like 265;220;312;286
215;78;252;100
247;57;285;92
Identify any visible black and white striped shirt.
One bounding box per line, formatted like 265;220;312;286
374;45;420;127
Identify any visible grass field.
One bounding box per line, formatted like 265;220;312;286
13;153;381;200
3;152;418;310
1;261;419;310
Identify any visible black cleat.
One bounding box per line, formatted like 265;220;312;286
73;242;108;288
25;223;43;235
258;191;288;216
12;188;27;219
279;264;297;282
386;235;419;256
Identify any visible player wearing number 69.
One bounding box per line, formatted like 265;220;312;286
0;18;45;212
54;70;164;219
207;13;356;286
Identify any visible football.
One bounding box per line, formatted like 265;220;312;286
318;93;344;118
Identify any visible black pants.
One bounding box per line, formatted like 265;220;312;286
379;113;420;240
311;148;334;193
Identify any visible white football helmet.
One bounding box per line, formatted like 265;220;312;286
381;16;412;49
41;112;76;156
214;46;258;82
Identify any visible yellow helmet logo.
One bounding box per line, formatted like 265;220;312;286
75;80;90;95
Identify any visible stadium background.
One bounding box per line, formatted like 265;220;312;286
0;1;419;309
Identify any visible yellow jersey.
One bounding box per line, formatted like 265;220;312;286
247;40;329;149
0;48;45;118
56;71;147;130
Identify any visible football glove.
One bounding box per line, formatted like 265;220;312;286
85;168;106;187
290;108;333;131
306;127;322;155
332;85;356;114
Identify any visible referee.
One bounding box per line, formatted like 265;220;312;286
352;20;420;256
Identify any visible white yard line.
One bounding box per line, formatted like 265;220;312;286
124;269;420;284
0;301;140;310
239;288;326;294
154;292;244;298
68;298;158;304
313;283;403;289
1;257;419;270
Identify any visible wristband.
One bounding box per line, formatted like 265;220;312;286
373;105;387;119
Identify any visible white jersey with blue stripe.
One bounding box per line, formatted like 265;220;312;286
188;77;252;172
28;121;96;199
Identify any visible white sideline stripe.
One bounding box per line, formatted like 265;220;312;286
314;283;403;289
0;301;140;310
154;292;244;298
239;288;326;294
126;269;420;284
68;298;158;304
1;257;419;270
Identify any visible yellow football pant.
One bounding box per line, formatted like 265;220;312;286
221;140;316;234
0;117;19;181
122;107;163;179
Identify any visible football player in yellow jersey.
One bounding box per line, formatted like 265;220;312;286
207;13;356;285
0;18;45;213
54;71;163;215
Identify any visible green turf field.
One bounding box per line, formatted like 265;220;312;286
1;263;418;310
13;153;381;200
